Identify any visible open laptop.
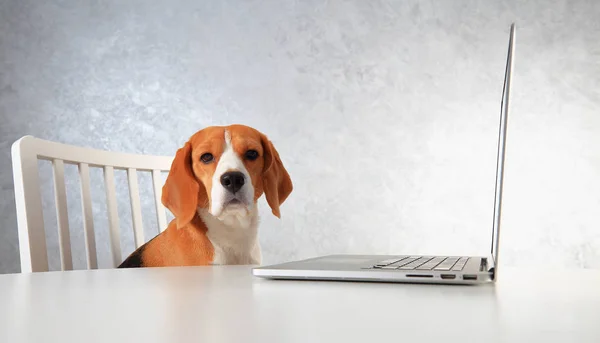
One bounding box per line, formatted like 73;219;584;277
253;23;516;285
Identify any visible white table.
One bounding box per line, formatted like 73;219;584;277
1;265;599;342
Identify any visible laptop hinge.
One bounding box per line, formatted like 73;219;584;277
486;254;497;280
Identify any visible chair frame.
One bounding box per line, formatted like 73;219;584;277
11;135;173;272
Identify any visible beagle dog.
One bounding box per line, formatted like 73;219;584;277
118;124;292;268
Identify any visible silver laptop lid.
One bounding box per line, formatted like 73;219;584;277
491;23;515;267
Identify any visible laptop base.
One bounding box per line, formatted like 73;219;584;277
253;254;494;285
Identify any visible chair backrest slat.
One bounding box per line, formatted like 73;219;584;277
103;166;122;267
127;168;145;248
11;137;49;272
52;159;73;271
12;136;173;272
78;162;98;269
152;169;168;232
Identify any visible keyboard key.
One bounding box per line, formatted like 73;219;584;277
395;256;420;268
379;257;411;269
399;257;433;270
416;257;447;270
381;265;402;269
451;257;470;271
373;257;407;268
434;257;460;271
376;257;419;269
373;259;399;267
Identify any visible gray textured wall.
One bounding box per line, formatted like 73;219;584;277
1;0;599;274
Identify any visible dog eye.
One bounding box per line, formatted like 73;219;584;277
245;150;259;161
200;153;214;164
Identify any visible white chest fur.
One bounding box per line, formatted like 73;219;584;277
198;208;262;265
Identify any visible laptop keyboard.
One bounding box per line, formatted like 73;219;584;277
372;256;469;271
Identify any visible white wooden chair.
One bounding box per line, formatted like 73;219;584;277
11;135;174;273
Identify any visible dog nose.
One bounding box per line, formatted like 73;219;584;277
220;171;245;194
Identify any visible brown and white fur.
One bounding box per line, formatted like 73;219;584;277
118;124;292;268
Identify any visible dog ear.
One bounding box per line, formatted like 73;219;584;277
161;142;207;228
260;134;293;218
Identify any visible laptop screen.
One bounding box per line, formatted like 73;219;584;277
491;23;515;266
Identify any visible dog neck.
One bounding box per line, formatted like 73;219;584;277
197;206;261;265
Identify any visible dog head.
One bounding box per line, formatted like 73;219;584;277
161;124;293;228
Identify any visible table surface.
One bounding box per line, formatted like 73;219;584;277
1;265;599;343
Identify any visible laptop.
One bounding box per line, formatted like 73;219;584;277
253;23;516;285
